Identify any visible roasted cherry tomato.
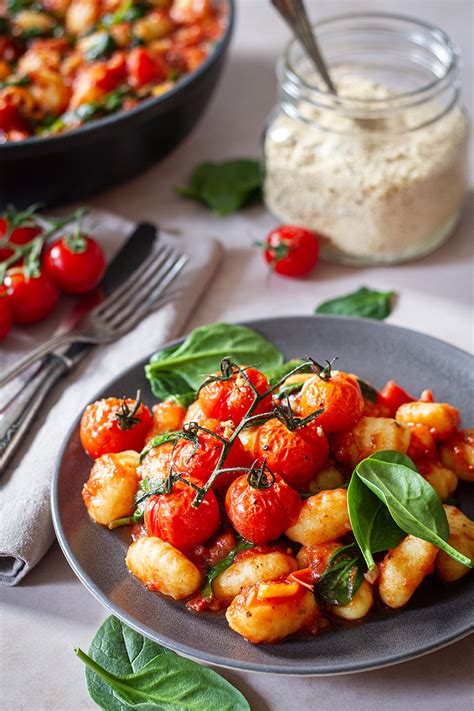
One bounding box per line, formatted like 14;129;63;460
254;418;329;488
127;47;167;87
172;418;250;489
0;292;13;339
261;225;319;278
377;380;415;418
225;471;301;544
80;396;153;459
299;371;364;433
148;400;186;438
198;366;272;425
43;234;105;294
4;269;58;324
144;476;220;549
0;216;42;263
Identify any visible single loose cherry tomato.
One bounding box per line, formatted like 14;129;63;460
4;269;58;324
144;477;220;549
254;418;329;488
43;234;105;294
377;380;414;418
261;225;319;278
80;396;153;459
0;293;13;339
225;471;301;544
198;366;272;425
0;217;42;263
172;418;250;489
299;371;364;433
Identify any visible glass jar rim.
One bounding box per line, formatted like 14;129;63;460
282;11;460;107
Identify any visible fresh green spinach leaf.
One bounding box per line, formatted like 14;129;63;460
78;616;249;711
314;544;366;606
146;323;284;399
315;287;396;320
354;451;472;568
202;538;254;601
357;378;378;402
176;160;262;216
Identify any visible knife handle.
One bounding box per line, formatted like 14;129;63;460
0;357;67;471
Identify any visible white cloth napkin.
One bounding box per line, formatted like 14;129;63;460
0;209;223;585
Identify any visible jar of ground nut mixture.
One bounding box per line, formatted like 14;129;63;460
263;13;470;265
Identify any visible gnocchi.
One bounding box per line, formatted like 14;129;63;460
285;488;351;546
396;402;460;441
379;536;438;609
436;506;474;583
333;416;411;468
212;551;298;605
439;429;474;482
330;580;374;620
82;451;140;525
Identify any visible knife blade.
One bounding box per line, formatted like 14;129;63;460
0;222;158;470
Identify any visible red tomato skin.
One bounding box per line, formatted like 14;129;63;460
4;270;58;324
198;367;272;424
0;297;13;339
299;371;364;433
43;236;106;294
172;418;250;489
225;473;302;545
377;380;414;418
263;226;319;278
127;47;167;87
80;398;153;459
254;418;329;488
144;478;220;549
0;219;42;262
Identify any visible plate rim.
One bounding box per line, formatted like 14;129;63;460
51;314;474;676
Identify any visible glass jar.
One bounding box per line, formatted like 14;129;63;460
263;13;470;265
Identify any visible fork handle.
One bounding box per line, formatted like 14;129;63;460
0;333;78;387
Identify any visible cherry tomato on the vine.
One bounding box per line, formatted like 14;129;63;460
43;234;106;294
0;292;13;339
4;270;58;324
80;396;153;459
299;371;364;433
260;225;319;278
198;366;272;425
144;477;220;549
0;218;42;263
225;471;302;544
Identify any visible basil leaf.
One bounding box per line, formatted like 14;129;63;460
140;431;181;462
78;616;249;710
176;160;262;216
314;544;366;606
347;474;405;569
202;539;254;601
357;378;378;402
146;323;284;397
355;451;472;568
315;287;396;320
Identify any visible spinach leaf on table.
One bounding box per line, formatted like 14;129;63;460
77;616;249;711
146;322;284;399
315;287;396;320
176;159;262;216
314;544;366;606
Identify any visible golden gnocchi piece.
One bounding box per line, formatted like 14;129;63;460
126;536;202;600
212;552;297;605
396;402;460;441
82;451;140;525
66;0;99;35
378;535;438;609
285;488;351;546
307;465;345;493
226;583;319;644
435;506;474;583
439;429;474;482
183;400;207;424
417;460;458;501
333;417;411;468
330;580;374;620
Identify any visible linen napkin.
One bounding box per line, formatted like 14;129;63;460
0;209;223;585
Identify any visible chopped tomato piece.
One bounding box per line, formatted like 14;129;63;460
377;379;415;416
257;581;300;599
288;568;314;591
127;47;168;87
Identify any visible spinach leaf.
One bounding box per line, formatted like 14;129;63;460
176;160;262;216
315;287;396;320
202;538;254;601
314;544;366;606
357;378;378;402
83;31;116;61
354;451;472;567
78;616;249;711
146;323;284;399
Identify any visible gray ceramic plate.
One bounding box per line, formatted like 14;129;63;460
51;316;474;675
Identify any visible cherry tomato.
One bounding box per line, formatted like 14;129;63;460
43;234;106;294
4;270;58;324
0;100;30;137
225;471;301;544
149;399;186;438
377;380;414;418
172;418;250;490
261;225;319;278
299;371;364;433
254;418;329;488
80;396;153;459
144;476;220;549
0;217;42;263
0;293;13;339
198;366;272;425
127;47;167;87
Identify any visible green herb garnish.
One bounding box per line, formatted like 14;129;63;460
315;287;396;320
314;544;366;606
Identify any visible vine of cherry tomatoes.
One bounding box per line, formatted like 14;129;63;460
0;205;105;339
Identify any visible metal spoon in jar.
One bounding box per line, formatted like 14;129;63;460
271;0;338;95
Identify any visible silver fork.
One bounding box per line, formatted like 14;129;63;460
1;244;188;386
